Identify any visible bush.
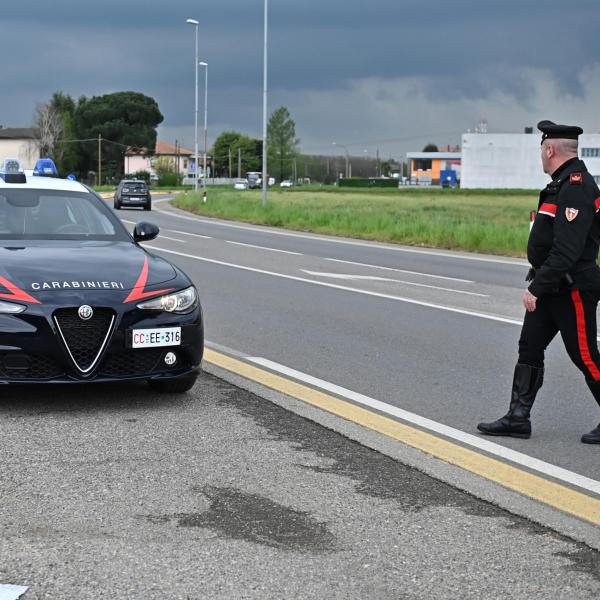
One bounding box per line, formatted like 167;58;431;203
157;171;183;187
129;170;151;183
338;177;398;188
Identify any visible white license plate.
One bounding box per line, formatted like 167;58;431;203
132;327;181;348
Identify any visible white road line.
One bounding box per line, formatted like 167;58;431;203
153;208;526;266
146;244;521;325
227;241;303;255
248;356;600;496
324;257;474;283
169;229;212;240
0;585;29;600
302;270;489;297
157;235;185;243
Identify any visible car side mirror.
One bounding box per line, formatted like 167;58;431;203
133;222;159;242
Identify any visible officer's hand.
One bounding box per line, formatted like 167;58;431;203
523;289;537;312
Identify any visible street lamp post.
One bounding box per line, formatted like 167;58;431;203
262;0;268;206
186;18;199;194
199;61;208;203
333;142;349;179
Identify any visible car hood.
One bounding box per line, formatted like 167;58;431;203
0;241;178;296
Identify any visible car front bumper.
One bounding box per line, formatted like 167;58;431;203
0;304;203;384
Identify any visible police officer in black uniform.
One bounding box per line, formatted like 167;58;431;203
478;120;600;444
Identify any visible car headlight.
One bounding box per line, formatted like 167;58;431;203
137;286;198;314
0;300;26;314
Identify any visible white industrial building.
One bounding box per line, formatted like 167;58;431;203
461;132;600;189
0;128;39;169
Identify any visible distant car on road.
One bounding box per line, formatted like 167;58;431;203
233;179;248;190
279;180;293;188
114;180;151;211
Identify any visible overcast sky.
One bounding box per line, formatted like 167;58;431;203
1;0;599;158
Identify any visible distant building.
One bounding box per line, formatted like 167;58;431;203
0;127;39;169
461;132;600;189
124;141;210;181
406;152;462;185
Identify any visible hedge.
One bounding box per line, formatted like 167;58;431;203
338;177;398;188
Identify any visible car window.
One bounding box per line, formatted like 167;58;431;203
122;181;147;193
0;190;130;240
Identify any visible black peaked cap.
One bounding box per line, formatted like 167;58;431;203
538;120;583;144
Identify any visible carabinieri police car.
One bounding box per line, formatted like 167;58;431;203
0;159;203;392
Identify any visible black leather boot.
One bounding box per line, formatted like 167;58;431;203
581;380;600;444
477;363;544;439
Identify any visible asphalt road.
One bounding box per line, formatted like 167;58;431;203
1;372;598;599
124;198;600;483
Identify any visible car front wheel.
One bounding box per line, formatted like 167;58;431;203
147;372;197;393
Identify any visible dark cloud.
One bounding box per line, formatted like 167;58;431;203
1;1;599;155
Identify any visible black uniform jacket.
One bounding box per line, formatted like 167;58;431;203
528;158;600;297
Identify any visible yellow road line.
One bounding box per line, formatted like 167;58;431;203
205;348;600;526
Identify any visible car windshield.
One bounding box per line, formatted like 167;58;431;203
0;189;130;241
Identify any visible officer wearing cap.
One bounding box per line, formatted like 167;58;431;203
478;120;600;444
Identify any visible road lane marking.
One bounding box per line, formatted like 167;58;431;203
153;207;526;266
324;257;474;283
169;229;212;240
146;244;521;325
302;270;489;297
157;235;185;243
204;348;600;526
248;356;600;496
227;241;303;255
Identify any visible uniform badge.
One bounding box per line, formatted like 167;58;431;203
570;173;583;185
565;207;579;221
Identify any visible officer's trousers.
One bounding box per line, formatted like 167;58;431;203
519;288;600;382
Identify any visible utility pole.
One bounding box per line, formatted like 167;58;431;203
376;148;380;177
228;147;232;179
238;147;241;178
261;0;268;206
98;134;102;186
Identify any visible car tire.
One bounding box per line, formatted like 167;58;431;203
114;201;121;210
144;203;152;211
148;372;198;393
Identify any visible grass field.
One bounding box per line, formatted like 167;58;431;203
172;185;538;257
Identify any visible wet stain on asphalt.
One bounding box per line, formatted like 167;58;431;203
176;485;337;554
199;371;600;578
554;548;600;583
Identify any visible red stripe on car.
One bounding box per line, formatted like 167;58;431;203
0;275;42;304
123;256;174;303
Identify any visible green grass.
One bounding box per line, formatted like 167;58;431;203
172;186;539;257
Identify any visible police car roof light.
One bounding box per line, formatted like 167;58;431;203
0;158;27;183
33;158;58;177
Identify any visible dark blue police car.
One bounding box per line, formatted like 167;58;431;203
0;159;203;392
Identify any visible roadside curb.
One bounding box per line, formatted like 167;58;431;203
202;358;600;551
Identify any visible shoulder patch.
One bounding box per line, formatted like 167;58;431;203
570;172;583;185
565;207;579;221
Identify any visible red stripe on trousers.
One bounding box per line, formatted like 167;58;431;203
571;289;600;381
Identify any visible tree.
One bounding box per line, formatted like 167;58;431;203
267;106;299;181
34;102;63;158
211;131;262;177
422;143;439;152
49;92;80;175
73;91;163;182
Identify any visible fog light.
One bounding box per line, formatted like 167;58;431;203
164;352;177;366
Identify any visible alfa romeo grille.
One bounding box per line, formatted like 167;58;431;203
53;308;115;373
